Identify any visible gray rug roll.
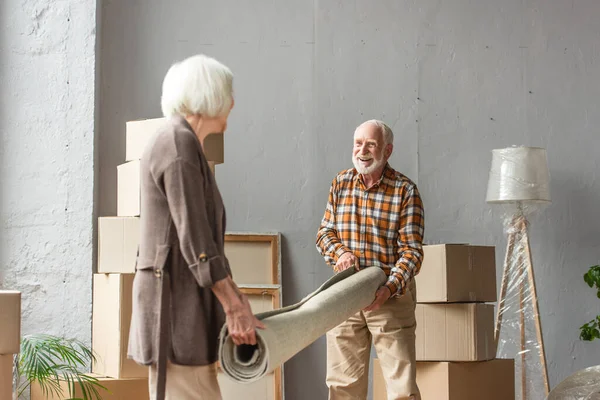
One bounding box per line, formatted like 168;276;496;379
218;266;387;383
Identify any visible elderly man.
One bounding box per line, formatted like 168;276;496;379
316;120;425;400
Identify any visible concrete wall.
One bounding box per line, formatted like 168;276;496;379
0;0;97;344
96;0;600;399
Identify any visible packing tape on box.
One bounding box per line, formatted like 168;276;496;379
218;267;386;383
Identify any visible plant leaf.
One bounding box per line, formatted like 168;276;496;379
18;334;109;400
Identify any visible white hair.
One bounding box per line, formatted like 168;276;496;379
358;119;394;145
160;54;234;118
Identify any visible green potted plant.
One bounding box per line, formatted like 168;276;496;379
579;265;600;341
14;334;108;399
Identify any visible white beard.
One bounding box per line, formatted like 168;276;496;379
352;154;385;175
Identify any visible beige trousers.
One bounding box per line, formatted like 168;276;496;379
149;360;222;400
326;281;420;400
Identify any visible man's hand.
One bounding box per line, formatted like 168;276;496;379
334;252;359;273
225;293;266;346
363;286;392;312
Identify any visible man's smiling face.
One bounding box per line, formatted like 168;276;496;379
352;122;390;175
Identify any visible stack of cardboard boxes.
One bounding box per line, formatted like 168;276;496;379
96;117;284;399
373;244;515;400
0;290;21;400
90;118;176;399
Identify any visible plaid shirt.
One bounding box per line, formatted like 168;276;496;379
316;163;425;296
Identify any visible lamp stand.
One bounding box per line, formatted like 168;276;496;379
494;210;550;399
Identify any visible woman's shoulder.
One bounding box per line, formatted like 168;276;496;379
147;116;201;165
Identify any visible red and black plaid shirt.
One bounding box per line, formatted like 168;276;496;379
316;163;425;296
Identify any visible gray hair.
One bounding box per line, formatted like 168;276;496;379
358;119;394;145
160;54;234;118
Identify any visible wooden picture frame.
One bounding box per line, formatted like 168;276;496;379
224;233;281;286
218;288;283;400
239;285;282;309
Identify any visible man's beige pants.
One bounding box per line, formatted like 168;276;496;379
149;360;222;400
326;281;420;400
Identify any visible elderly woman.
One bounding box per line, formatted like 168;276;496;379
127;54;264;400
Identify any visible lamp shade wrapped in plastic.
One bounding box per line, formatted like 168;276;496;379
486;146;551;203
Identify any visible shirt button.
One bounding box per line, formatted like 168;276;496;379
154;269;162;278
199;253;208;262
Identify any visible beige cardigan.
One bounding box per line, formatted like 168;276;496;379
127;115;231;399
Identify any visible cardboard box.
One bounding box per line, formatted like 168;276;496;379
0;290;21;354
92;274;148;379
126;118;224;164
202;132;224;164
416;303;496;361
373;358;514;400
126;117;167;161
98;217;140;274
416;244;496;303
117;160;141;217
117;158;218;218
0;354;12;400
30;374;149;400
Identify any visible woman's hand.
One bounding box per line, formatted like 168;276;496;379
212;277;266;346
226;293;266;346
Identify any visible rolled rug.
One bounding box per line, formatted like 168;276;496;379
218;266;387;383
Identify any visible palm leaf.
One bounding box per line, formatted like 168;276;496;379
17;334;109;400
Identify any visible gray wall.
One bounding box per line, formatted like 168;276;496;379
0;0;96;344
97;0;600;399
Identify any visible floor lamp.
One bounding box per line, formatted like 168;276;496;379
486;146;551;400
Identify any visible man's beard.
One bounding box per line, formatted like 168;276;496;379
352;154;385;175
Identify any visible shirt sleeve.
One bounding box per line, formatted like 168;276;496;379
385;186;425;296
162;157;229;288
316;178;352;267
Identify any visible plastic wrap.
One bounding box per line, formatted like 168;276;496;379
487;146;552;399
496;210;549;400
546;365;600;400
